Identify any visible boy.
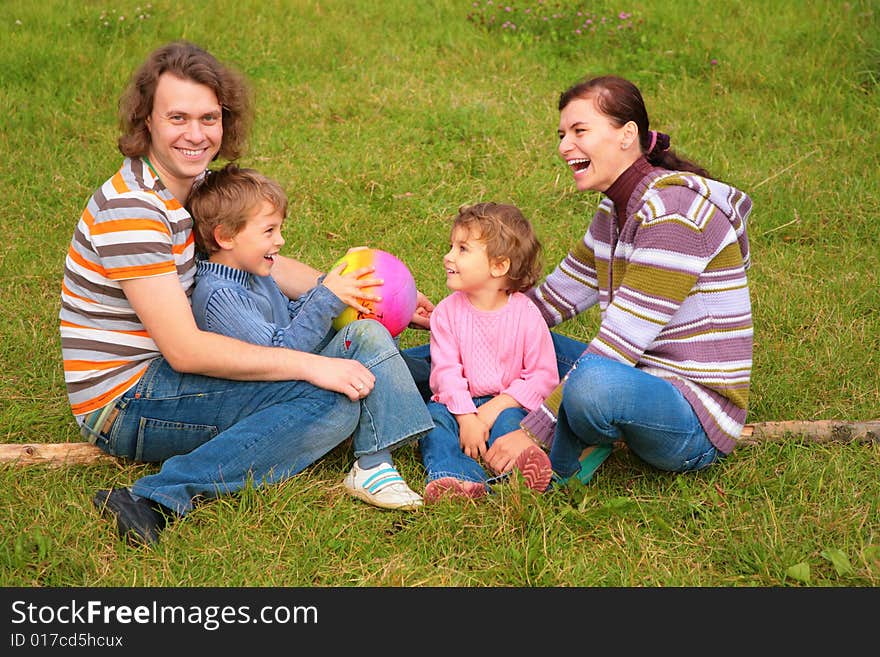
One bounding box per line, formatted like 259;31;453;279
187;164;432;510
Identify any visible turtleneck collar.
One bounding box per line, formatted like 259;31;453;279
605;156;655;220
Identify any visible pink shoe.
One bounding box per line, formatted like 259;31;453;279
424;477;487;503
514;445;553;492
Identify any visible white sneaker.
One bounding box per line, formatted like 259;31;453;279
344;462;424;510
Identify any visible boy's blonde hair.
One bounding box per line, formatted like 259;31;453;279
187;163;287;255
453;202;543;293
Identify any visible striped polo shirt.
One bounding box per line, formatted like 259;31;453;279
522;170;753;454
59;157;198;418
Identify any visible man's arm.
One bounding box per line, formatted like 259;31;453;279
121;274;373;400
270;254;323;300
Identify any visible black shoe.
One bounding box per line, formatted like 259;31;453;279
93;488;172;547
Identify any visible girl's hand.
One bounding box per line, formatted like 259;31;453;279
475;393;519;430
408;291;434;329
457;413;489;460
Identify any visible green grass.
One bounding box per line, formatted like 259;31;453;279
0;0;877;587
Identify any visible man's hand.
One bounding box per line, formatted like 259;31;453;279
305;354;375;401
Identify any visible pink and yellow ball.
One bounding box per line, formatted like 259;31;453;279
331;248;417;338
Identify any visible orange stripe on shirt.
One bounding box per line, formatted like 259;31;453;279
64;359;132;371
60;281;95;304
106;260;177;280
70;367;147;415
81;206;95;228
67;246;108;276
110;171;130;194
161;196;183;211
172;232;194;254
91;217;172;236
59;320;151;338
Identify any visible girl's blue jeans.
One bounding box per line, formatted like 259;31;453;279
548;332;721;476
419;397;527;489
91;320;433;515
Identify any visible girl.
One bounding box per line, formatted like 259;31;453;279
420;203;559;502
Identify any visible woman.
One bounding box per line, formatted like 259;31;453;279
483;75;753;482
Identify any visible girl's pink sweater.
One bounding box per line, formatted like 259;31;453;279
429;291;559;415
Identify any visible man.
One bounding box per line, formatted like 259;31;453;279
60;41;431;546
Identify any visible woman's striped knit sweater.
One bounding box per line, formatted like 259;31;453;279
521;159;753;454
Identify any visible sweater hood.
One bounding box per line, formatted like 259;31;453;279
640;171;752;270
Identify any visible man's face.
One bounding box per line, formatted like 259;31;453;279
145;72;223;199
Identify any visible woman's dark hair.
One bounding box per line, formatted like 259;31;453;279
559;75;710;178
118;41;252;160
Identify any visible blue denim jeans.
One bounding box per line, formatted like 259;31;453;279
320;320;433;457
401;342;432;401
92;320;432;515
419;397;527;489
548;333;721;475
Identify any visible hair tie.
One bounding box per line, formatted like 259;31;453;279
648;130;670;155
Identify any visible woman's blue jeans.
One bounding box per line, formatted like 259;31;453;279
92;320;433;515
419;397;527;489
548;333;721;476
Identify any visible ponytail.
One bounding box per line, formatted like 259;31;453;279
644;130;710;178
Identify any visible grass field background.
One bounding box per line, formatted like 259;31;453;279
0;0;877;586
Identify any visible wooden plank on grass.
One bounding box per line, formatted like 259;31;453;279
1;420;877;466
0;442;118;467
738;420;880;446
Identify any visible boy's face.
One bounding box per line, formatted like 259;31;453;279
443;225;495;294
213;200;285;277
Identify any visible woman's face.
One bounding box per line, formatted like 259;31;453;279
557;95;638;193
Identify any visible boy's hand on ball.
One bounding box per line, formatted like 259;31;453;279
322;262;382;314
330;248;418;337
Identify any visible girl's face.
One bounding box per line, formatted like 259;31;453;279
443;225;500;295
557;95;639;193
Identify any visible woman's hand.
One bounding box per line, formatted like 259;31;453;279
408;291;434;329
483;429;535;475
